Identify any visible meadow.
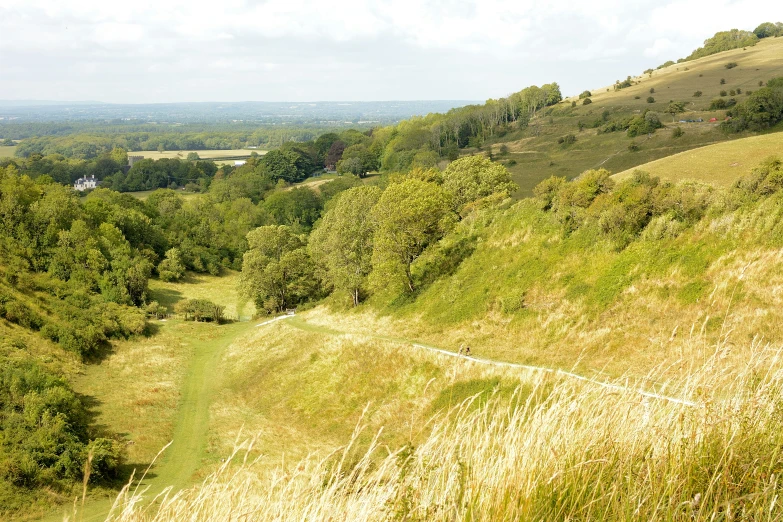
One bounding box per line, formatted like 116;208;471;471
133;149;266;164
613;131;783;185
0;145;17;158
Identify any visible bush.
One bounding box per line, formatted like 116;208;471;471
720;90;727;97
175;298;225;323
709;98;728;110
557;134;577;146
646;96;655;103
628;142;640;152
649;88;655;94
582;98;592;105
671;126;685;138
725;62;738;69
693;91;702;97
720;78;726;85
578;90;592;99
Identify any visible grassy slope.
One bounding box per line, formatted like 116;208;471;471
297;192;783;383
489;36;783;195
612;131;783;185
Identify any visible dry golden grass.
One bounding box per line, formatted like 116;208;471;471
133;149;266;161
70;324;191;468
613;132;783;185
101;341;783;521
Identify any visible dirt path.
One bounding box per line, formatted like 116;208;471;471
280;315;699;407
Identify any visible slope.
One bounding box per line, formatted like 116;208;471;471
612;131;783;185
487;36;783;194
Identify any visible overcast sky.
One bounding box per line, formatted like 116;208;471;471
1;0;781;103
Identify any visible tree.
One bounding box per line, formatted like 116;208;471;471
325;141;345;170
262;187;323;230
646;96;655;104
239;225;318;312
442;155;517;213
158;248;185;281
666;101;686;121
309;186;382;306
371;179;453;293
753;22;782;39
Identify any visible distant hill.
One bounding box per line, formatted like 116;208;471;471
0;100;478;125
480;36;783;194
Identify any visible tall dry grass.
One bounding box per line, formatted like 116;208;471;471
88;340;783;521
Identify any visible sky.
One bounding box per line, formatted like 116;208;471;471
1;0;782;103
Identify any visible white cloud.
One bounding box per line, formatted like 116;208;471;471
1;0;783;102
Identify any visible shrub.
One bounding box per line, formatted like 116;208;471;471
582;98;592;105
693;90;703;97
720;78;726;85
725;62;738;69
649;87;655;94
628;142;640;152
175;298;225;323
709;98;728;110
578;90;592;99
646;96;655;103
557;134;577;146
671;126;685;138
737;88;742;94
729;89;736;96
720;90;728;97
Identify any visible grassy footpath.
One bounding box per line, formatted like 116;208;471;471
39;320;254;522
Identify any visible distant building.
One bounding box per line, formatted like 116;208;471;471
128;155;144;167
234;160;246;167
74;175;98;192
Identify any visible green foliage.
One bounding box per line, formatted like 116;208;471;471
371;179;454;293
262;188;323;230
686;29;758;61
709;98;729;110
754;22;783;39
0;358;122;510
174;298;225;322
158;248;186;282
693;90;703;97
627;112;663;137
723;77;783;131
578;91;592;100
646;96;655;104
557;134;577;147
671;126;685;138
240;225;320;312
309;186;382;306
582;98;592;106
442;155;517;214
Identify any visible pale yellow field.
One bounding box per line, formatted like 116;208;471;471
613;131;783;185
134;149;267;161
0;145;16;158
148;270;256;321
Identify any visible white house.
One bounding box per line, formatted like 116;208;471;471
234;160;247;167
74;175;98;191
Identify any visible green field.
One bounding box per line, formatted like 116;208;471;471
0;145;16;158
613;131;783;185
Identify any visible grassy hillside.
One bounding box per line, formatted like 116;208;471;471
489;36;783;194
613;131;783;185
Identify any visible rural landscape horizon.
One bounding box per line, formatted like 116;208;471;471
4;3;783;521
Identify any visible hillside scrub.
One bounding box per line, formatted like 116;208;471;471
103;344;783;521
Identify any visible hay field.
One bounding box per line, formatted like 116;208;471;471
133;149;266;162
613;131;783;185
0;145;16;158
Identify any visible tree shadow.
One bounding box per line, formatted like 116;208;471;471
148;287;183;310
77;392;159;486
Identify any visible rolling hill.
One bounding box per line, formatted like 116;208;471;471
487;36;783;194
